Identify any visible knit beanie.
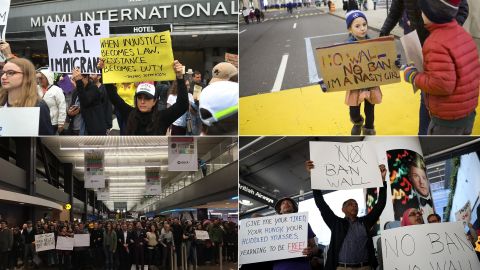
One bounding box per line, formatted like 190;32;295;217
418;0;460;24
345;10;367;29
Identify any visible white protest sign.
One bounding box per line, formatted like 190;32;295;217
56;236;74;250
400;30;424;72
195;230;210;240
381;222;480;270
84;150;105;189
168;137;198;171
44;21;109;74
74;234;90;247
239;212;309;265
0;0;10;41
309;141;382;190
455;201;472;226
35;233;55;252
0;107;40;136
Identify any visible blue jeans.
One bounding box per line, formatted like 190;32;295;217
418;92;430;135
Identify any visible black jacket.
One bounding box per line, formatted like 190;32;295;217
91;228;104;248
105;78;188;135
21;228;37;244
380;0;469;44
75;79;108;135
38;100;54;135
312;181;387;270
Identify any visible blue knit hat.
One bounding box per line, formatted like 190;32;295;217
346;10;367;29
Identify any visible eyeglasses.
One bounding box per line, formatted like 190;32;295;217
1;70;24;77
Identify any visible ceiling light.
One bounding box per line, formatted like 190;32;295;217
61;145;168;150
240;200;253;206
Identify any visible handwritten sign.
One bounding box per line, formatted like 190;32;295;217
316;36;400;92
0;107;40;136
74;234;90;247
0;0;10;41
225;53;238;68
35;233;55;252
455;201;472;226
381;222;480;270
84;150;105;189
44;21;109;74
56;236;74;250
168;137;198;171
195;230;210;240
309;141;382;190
100;31;175;83
239;212;309;265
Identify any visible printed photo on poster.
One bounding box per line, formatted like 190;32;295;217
387;149;434;223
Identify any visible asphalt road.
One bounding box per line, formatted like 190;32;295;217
239;6;405;97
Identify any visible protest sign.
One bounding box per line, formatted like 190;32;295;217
35;233;55;252
56;236;74;250
0;107;40;136
225;53;238;68
195;230;210;240
240;212;309;265
74;234;90;247
400;30;424;72
309;141;382;190
168;137;198;171
0;0;11;61
44;21;109;74
455;201;472;226
0;0;10;41
101;31;175;83
84;150;105;189
316;36;400;92
381;222;480;270
145;166;162;195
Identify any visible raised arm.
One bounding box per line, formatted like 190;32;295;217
158;61;189;126
364;164;388;229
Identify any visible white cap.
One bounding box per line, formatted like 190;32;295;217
199;81;239;126
135;83;156;99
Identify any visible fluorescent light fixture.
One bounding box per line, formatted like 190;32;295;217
108;176;167;180
61;145;168;150
231;196;239;200
108;183;146;187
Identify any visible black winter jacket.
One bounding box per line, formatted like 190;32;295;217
312;181;387;270
75;80;108;135
380;0;469;44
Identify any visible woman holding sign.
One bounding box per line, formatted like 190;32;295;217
97;59;189;135
0;56;54;135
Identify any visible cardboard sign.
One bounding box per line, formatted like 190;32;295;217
74;234;90;247
56;236;74;250
0;0;10;41
145;166;162;195
316;36;400;92
168;137;198;171
225;53;238;68
240;212;309;265
455;201;472;226
309;141;383;190
0;107;40;136
35;233;55;252
381;222;480;270
101;31;175;83
195;230;210;240
44;21;109;74
84;150;105;189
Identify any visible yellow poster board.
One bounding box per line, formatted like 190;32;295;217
100;31;175;83
476;236;480;252
316;36;400;92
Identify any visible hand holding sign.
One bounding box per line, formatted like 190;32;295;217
173;60;183;79
0;41;13;59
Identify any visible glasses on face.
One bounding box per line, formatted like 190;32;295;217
409;211;421;217
1;70;24;77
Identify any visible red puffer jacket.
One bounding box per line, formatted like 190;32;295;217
414;21;480;120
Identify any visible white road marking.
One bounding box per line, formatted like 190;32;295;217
305;33;349;84
293;23;297;29
271;54;289;92
239;29;246;34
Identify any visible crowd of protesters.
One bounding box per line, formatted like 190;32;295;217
0;217;238;270
0;41;239;136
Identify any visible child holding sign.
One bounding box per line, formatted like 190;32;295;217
403;0;480;135
343;11;382;135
